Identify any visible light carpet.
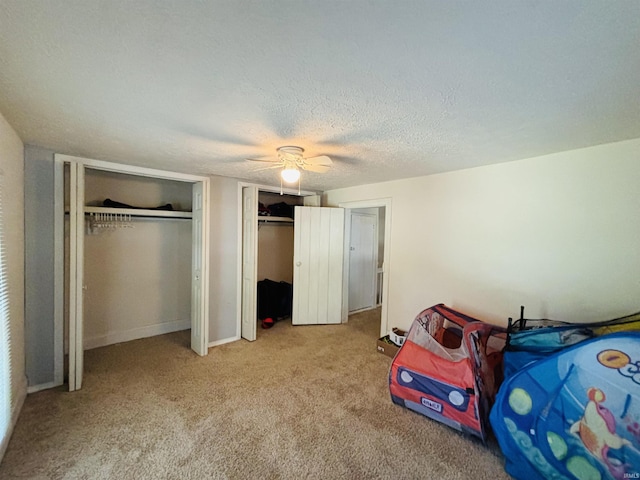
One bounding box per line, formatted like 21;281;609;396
0;309;510;479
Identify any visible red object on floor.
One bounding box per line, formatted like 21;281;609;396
389;304;506;442
261;317;274;329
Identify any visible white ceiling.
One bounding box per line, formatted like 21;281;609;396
1;1;639;191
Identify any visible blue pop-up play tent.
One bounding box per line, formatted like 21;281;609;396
490;332;640;480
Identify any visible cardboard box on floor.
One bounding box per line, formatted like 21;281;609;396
376;336;400;358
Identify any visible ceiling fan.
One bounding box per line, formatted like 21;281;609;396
247;146;332;192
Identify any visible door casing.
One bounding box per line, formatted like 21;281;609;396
340;198;392;338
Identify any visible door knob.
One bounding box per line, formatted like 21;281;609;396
296;261;302;267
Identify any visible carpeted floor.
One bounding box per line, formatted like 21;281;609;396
0;308;510;479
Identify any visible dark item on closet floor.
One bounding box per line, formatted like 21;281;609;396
267;202;293;218
257;279;293;324
103;198;174;211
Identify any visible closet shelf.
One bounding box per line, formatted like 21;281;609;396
258;216;294;225
84;206;193;219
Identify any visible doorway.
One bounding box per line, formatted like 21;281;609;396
340;198;391;338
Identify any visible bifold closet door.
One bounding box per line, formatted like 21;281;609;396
241;186;258;341
68;162;84;391
191;181;208;356
292;206;344;325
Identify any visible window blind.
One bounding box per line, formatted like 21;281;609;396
0;168;12;440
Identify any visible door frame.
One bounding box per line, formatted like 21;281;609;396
54;154;211;390
339;198;392;338
236;182;316;341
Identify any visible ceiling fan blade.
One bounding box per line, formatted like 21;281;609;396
246;157;280;163
304;155;332;166
252;164;283;172
302;164;331;173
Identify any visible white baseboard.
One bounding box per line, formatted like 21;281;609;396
27;380;63;394
1;375;27;463
208;335;240;348
84;320;191;350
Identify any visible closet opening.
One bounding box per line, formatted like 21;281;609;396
57;155;210;391
79;168;193;350
255;190;302;337
240;183;321;342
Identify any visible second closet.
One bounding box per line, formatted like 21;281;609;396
256;191;303;332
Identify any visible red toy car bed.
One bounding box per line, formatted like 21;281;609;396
389;304;506;441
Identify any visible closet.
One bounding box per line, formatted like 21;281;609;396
79;168;193;349
60;155;210;391
241;185;344;342
256;191;302;332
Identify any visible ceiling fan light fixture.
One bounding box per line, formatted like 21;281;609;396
281;167;300;183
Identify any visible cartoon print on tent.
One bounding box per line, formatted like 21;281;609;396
597;349;640;386
569;387;632;479
490;333;640;480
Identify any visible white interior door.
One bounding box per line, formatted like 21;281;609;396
348;212;377;312
241;186;258;341
292;206;344;325
68;162;84;391
191;182;208;355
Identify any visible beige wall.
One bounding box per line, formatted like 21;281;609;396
0;111;26;459
324;138;640;331
83;221;192;348
257;224;294;283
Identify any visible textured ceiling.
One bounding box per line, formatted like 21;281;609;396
1;1;639;191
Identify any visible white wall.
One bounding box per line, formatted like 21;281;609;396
24;146;56;386
324;138;640;330
0;111;26;461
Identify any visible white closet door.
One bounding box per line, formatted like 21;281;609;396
241;186;258;341
292;206;344;325
348;212;377;312
191;181;208;356
69;162;84;391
